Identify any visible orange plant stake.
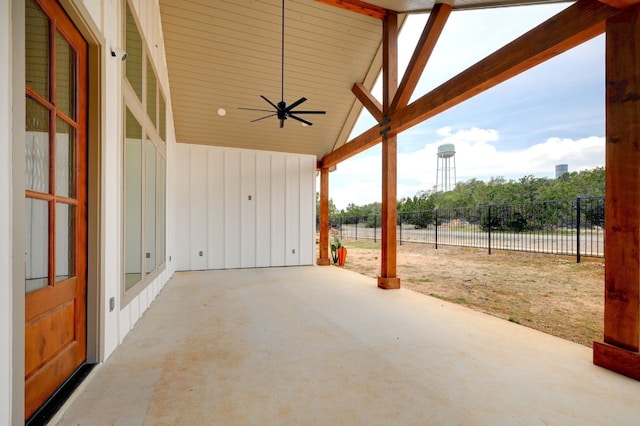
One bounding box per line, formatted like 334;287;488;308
337;246;347;266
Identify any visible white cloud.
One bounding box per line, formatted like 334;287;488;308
328;127;604;210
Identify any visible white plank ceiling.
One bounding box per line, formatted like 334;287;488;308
159;0;569;159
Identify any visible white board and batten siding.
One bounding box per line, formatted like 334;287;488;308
175;143;316;271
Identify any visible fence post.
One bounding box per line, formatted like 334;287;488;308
374;214;377;243
355;217;358;241
435;209;438;250
488;205;492;255
399;214;403;246
576;197;581;263
340;216;343;239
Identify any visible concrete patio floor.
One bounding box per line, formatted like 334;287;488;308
54;266;640;425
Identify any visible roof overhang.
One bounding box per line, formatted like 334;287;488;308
159;0;572;160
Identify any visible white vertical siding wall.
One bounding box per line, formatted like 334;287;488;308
224;151;242;268
100;0;175;354
256;153;272;267
189;147;208;270
1;0;13;422
207;149;225;269
271;154;287;267
241;152;257;268
299;155;316;263
175;143;316;271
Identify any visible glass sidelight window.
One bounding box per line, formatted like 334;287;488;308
123;0;166;294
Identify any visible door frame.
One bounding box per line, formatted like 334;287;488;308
11;0;104;421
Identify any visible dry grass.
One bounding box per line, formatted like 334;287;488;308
337;239;604;347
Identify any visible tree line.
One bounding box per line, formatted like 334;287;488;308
322;167;605;231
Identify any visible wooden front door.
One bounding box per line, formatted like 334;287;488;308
24;0;88;419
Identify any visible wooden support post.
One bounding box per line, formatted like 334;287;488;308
377;11;400;289
378;132;400;289
317;167;331;266
593;3;640;381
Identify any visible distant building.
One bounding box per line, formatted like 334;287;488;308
556;164;568;178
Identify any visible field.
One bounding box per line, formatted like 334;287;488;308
337;239;604;347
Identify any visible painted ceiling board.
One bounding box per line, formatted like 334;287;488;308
160;0;571;158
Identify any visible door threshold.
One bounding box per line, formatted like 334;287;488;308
26;363;95;426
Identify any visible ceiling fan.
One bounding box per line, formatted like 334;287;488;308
239;0;326;128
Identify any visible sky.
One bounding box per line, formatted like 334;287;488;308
327;2;606;211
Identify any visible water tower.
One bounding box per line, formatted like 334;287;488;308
436;143;456;192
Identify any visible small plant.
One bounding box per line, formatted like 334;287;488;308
330;237;342;264
330;237;348;266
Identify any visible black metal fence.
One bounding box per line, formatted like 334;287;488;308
328;197;604;262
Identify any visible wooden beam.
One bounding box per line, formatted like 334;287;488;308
392;0;615;134
320;0;618;168
378;11;400;290
594;341;640;381
382;11;398;113
595;3;640;364
598;0;640;9
321;125;381;169
390;3;452;112
315;0;387;20
317;167;331;266
352;83;383;122
378;133;400;289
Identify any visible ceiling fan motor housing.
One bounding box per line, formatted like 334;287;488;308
277;101;287;120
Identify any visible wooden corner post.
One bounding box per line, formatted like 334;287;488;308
317;167;331;266
593;3;640;381
378;11;400;289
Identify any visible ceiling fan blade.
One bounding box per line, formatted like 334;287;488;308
260;95;280;111
285;97;307;111
289;110;326;114
289;114;313;126
239;107;275;112
251;113;277;123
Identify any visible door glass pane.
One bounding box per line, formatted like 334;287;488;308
55;203;75;282
147;59;156;127
125;108;142;289
26;97;50;193
145;140;157;273
55;117;76;198
25;0;49;99
158;155;166;264
26;198;49;293
55;31;76;118
125;3;143;100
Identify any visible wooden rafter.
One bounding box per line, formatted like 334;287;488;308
351;83;383;122
315;0;387;19
598;0;640;8
390;3;452;112
320;0;620;169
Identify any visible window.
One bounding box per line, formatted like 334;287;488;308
124;107;142;289
125;2;142;101
123;0;166;295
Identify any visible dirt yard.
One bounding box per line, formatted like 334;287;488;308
335;239;604;347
